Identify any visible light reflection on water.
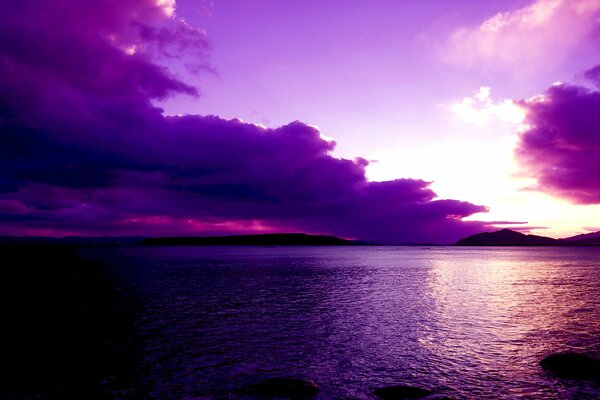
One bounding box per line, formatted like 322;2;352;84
84;246;600;399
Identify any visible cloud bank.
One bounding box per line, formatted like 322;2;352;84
0;0;489;243
515;68;600;204
445;0;600;71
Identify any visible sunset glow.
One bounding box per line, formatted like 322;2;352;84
4;3;600;399
1;0;600;242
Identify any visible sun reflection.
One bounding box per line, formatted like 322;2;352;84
418;248;600;391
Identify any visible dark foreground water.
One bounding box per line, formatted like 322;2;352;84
82;246;600;399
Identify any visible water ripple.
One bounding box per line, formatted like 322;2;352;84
84;246;600;399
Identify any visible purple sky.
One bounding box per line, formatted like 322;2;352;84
1;0;600;242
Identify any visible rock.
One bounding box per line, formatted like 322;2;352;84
240;377;319;399
540;352;600;380
373;385;433;399
427;397;455;400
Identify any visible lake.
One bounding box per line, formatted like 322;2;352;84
82;246;600;399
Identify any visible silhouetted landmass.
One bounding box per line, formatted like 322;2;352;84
140;233;363;246
564;236;600;245
3;229;600;248
455;229;559;246
1;244;143;399
456;229;600;246
562;231;600;245
563;230;600;241
0;235;144;246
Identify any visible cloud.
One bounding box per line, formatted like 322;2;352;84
515;67;600;204
1;115;489;243
450;86;525;125
444;0;600;70
0;0;490;243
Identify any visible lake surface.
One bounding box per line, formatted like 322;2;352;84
82;246;600;399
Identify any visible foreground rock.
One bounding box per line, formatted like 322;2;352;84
540;352;600;380
240;377;319;399
373;385;433;399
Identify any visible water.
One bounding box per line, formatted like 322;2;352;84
82;246;600;399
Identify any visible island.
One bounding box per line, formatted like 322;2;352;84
456;229;600;246
140;233;363;246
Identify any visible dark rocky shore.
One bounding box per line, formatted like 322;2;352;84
1;244;143;399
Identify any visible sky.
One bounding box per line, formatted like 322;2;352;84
1;0;600;243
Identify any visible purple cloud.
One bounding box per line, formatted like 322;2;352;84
0;0;489;243
515;67;600;204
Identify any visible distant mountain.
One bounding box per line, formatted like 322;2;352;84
140;233;362;246
456;229;600;246
455;229;559;246
562;230;600;245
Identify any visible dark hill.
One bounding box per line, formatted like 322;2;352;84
140;233;360;246
564;231;600;241
455;229;559;246
561;231;600;245
564;237;600;245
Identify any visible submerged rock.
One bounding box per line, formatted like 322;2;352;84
373;385;433;399
240;377;318;399
540;352;600;380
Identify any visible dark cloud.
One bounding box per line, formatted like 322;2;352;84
0;0;489;243
515;67;600;204
584;65;600;87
